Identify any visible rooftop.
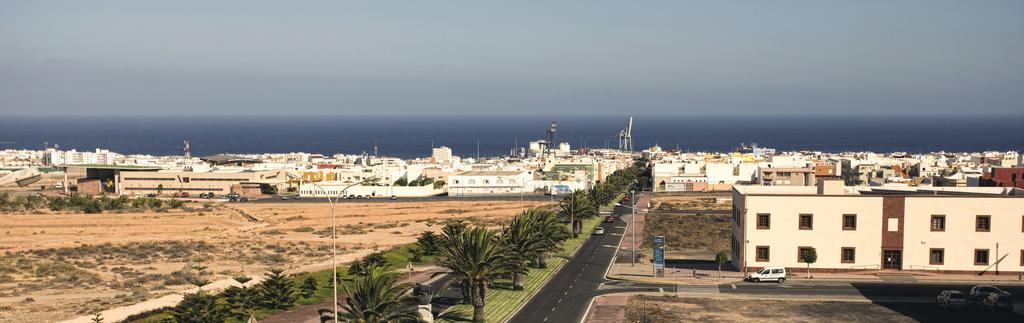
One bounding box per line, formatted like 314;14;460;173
456;170;528;176
734;184;1022;197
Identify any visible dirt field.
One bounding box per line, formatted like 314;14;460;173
0;198;552;322
643;194;731;254
625;296;1023;322
649;193;730;212
625;296;912;322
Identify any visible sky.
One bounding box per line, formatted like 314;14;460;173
1;1;1022;116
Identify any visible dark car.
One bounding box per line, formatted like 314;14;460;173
936;290;968;310
604;216;614;223
971;285;1014;311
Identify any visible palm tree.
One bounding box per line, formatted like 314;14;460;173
528;209;570;268
338;266;422;322
559;190;597;238
439;226;515;322
501;211;542;290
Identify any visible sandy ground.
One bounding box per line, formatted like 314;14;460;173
0;198;552;323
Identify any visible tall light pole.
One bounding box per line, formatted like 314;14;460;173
617;191;647;268
309;177;378;323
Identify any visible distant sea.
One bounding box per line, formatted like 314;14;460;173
0;115;1021;159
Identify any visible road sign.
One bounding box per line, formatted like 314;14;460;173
653;235;666;277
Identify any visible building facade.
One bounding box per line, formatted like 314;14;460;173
732;181;1024;274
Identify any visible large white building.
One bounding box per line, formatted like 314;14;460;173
448;170;534;196
732;180;1024;275
43;148;121;166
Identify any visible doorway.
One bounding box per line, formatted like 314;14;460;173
882;250;902;270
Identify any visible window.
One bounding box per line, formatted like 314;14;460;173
930;248;944;265
1021;250;1024;266
799;214;813;230
842;214;857;230
974;249;989;265
755;246;770;262
930;215;945;232
756;213;770;229
976;215;991;232
841;247;855;263
797;247;813;263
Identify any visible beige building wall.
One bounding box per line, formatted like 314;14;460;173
735;187;1024;274
739;195;883;271
903;197;1024;273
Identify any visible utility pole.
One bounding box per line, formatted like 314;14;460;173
631;189;636;267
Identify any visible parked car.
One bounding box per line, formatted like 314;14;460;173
604;216;614;223
745;267;787;283
593;227;605;235
172;192;181;198
936;290;968;310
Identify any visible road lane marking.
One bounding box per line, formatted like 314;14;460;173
558;299;562;303
543;318;548;322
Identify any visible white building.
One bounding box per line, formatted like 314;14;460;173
448;170;534;196
732;180;1024;274
432;146;453;163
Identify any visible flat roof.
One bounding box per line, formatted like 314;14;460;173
734;184;1022;197
201;154;263;164
456;170;527;176
65;164;163;171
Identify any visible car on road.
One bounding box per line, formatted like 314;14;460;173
593;227;605;235
970;285;1014;311
198;192;214;199
744;267;787;283
936;290;968;310
281;196;290;200
226;193;249;202
390;195;398;200
604;216;614;223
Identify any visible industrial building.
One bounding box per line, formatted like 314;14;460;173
732;179;1024;275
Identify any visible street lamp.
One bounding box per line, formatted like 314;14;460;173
308;177;379;323
616;193;649;267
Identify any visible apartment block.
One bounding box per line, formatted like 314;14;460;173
732;180;1024;274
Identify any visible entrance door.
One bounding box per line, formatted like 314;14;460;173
883;250;902;269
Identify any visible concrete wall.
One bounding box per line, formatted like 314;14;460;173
903;197;1024;272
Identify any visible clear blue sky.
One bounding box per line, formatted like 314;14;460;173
2;1;1022;116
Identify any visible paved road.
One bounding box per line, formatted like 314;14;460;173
509;196;658;323
723;280;1024;299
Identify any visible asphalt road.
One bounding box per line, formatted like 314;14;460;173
724;280;1024;299
509;197;656;323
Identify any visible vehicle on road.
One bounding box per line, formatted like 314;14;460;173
745;267;787;283
604;216;614;223
281;196;290;200
593;227;605;235
936;290;968;310
226;193;249;202
390;195;397;200
198;192;214;199
970;285;1014;311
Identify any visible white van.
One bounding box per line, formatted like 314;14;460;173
745;267;787;283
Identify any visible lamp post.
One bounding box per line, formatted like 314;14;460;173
617;193;648;268
309;177;378;323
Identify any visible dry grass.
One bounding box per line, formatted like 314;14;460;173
0;198;553;322
625;296;917;322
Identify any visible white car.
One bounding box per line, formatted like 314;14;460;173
745;267;787;283
593;227;605;235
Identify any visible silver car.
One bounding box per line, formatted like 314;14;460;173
935;290;967;310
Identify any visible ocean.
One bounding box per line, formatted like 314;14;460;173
0;115;1021;159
